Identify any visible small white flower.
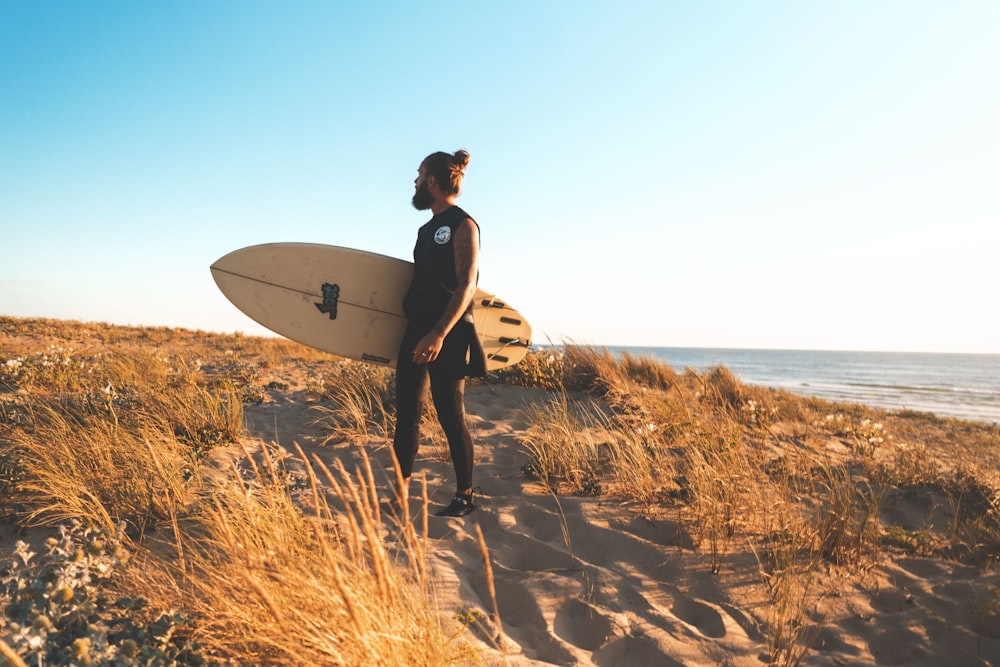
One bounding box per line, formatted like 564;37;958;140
14;541;35;565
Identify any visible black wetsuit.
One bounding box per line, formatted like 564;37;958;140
393;206;486;489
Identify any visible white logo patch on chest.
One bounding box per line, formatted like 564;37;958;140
434;226;452;245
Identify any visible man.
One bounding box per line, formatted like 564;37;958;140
392;149;486;517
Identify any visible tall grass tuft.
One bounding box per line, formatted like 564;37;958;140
755;523;825;667
134;446;464;666
518;391;606;495
313;362;396;443
12;401;193;533
682;431;748;572
812;465;883;566
9;351;242;532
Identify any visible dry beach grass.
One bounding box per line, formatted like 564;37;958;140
2;316;1000;665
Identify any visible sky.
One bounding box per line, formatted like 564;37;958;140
2;1;998;354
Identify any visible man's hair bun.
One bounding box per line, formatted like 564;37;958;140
423;149;471;196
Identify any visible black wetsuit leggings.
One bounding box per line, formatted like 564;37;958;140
392;325;474;491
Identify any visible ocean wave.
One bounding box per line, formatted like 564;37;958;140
739;380;1000;423
762;383;999;422
808;381;1000;397
840;381;998;396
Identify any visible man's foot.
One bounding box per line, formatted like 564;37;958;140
435;491;476;517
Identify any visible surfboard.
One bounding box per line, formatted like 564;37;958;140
210;243;532;371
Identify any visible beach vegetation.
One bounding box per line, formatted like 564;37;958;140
1;519;203;666
312;361;397;443
508;344;1000;663
2;316;1000;664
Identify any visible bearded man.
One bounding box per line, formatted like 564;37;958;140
392;149;486;517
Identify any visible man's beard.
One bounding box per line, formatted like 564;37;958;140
411;182;434;210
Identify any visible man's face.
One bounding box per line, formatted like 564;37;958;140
411;165;434;210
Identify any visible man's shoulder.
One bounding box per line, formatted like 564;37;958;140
449;206;477;229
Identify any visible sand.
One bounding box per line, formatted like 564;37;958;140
3;329;1000;666
229;378;1000;666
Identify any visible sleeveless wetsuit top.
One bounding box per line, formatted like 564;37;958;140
403;205;478;322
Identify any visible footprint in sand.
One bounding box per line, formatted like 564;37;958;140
610;515;693;549
480;563;581;665
553;598;616;650
493;531;577;572
593;635;684;667
669;592;727;639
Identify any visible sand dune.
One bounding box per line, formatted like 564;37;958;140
232;381;1000;666
3;320;1000;665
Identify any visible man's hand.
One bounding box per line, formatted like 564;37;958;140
413;330;446;364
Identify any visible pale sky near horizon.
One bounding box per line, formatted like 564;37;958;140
2;1;998;354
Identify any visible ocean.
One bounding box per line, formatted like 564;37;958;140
606;347;1000;425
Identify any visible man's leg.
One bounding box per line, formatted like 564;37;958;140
429;368;474;493
393;342;429;487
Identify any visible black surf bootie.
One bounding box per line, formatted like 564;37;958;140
435;490;476;517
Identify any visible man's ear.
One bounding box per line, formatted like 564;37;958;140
426;174;438;191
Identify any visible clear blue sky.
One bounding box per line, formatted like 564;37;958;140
2;1;998;353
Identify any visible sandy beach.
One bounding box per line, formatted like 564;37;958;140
3;319;1000;665
238;382;1000;666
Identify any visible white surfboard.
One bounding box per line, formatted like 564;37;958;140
210;243;532;371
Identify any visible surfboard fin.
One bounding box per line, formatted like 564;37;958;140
499;336;531;348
